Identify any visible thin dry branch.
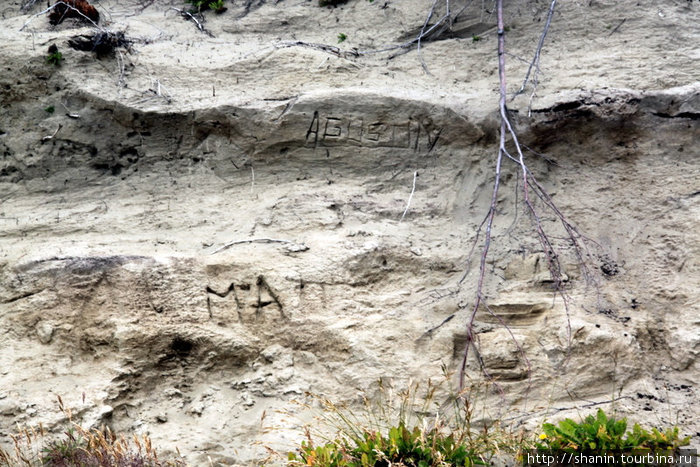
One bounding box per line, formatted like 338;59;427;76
511;0;557;116
41;124;63;141
415;0;455;74
274;1;471;73
417;0;440;74
209;238;306;255
20;0;42;12
20;1;101;31
500;148;599;288
136;77;173;105
458;210;491;284
61;102;80;118
608;18;626;36
169;7;213;37
364;1;460;57
399;171;418;223
116;50;127;88
275;40;350;58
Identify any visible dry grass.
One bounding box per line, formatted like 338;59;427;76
0;398;186;467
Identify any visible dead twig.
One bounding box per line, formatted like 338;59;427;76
399;171;418;223
116;50;127;88
274;0;468;70
20;0;42;12
274;40;350;58
61;102;80;119
169;7;213;37
362;4;458;57
417;313;455;341
511;0;557;116
417;0;440;75
41;124;62;141
608;18;626;36
135;78;173;104
209;238;307;255
458;0;505;385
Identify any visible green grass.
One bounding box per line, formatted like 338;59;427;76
186;0;226;12
285;374;692;467
46;51;62;66
286;376;521;467
536;408;691;454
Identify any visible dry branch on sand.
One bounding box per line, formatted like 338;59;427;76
169;7;214;37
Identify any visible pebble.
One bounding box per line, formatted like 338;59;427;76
0;399;20;416
36;321;54;344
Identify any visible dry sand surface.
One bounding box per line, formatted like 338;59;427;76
0;0;698;464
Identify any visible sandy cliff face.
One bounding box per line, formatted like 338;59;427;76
0;0;698;464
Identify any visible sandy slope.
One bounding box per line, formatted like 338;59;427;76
0;0;698;464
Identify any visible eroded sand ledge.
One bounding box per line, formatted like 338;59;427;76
1;0;698;464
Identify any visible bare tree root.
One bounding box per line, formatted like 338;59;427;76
458;0;596;391
511;0;557;116
20;0;42;12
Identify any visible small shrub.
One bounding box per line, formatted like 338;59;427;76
46;44;62;66
536;409;691;454
46;51;62;65
287;377;519;467
186;0;227;13
337;33;347;43
289;422;487;466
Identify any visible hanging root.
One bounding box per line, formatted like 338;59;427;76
459;0;596;390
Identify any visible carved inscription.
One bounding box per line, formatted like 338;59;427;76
305;111;442;152
206;275;284;324
206;283;241;320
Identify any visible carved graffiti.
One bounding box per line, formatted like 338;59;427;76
305;111;442;152
206;275;284;323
